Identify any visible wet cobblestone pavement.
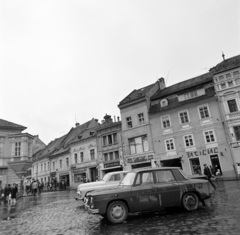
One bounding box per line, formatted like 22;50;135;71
0;180;240;235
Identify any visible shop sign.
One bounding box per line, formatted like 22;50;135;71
50;172;56;177
104;161;120;168
127;155;153;164
231;142;240;148
187;147;218;158
72;168;86;174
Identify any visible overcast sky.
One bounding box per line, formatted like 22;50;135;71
1;0;240;145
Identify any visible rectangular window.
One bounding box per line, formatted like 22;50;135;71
103;136;107;146
179;111;189;124
184;135;195;147
90;149;95;160
227;99;238;113
233;71;239;77
129;135;149;155
104;153;108;161
15;142;21;156
228;80;234;87
41;164;43;172
108;135;113;144
204;130;216;143
59;159;62;168
126;117;132;128
115;151;119;160
113;133;117;143
138;113;145;125
109;152;114;161
233;126;240;141
48;162;50;170
74;153;78;164
165;139;175;151
44;163;46;171
66;158;69;167
199;105;210;119
221;82;227;89
53;162;55;170
80;152;84;162
162;116;171;128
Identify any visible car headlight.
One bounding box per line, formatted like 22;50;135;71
90;197;94;205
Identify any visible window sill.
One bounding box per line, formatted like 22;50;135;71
200;117;212;125
162;127;173;134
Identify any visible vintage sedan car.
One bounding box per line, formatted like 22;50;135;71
75;170;129;201
85;167;211;224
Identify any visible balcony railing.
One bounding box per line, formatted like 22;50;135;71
226;111;240;120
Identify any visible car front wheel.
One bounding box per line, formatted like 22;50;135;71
182;192;199;211
107;201;128;224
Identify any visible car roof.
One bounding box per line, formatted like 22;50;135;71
107;170;130;175
131;167;180;173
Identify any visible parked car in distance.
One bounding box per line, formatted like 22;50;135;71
85;167;211;224
75;171;129;202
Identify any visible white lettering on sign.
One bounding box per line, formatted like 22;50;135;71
187;147;218;158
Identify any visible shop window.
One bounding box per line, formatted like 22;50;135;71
198;105;210;119
126;117;132;128
183;134;195;148
204;130;216;143
165;138;175;151
189;158;202;175
138;113;145;125
233;126;240;141
179;111;190;124
74;173;86;183
227;99;238;113
161;115;171;129
129;135;149;155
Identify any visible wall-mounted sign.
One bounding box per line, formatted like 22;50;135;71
127;155;153;164
104;161;120;168
187;147;218;158
72;168;86;174
231;142;240;148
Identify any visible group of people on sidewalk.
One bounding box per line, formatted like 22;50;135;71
0;183;18;207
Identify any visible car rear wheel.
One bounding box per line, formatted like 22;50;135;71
182;192;199;211
107;201;128;224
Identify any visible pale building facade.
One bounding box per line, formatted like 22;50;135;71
213;54;240;177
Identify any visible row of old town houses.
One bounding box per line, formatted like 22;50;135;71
0;54;240;189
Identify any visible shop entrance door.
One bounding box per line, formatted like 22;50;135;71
189;158;202;175
210;155;222;175
90;168;98;182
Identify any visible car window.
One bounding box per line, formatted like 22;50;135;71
173;169;188;181
109;174;120;182
156;170;175;183
135;172;154;186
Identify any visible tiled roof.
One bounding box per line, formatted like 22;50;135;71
214;55;240;74
149;86;215;114
151;72;213;101
52;120;91;156
0;119;26;130
119;83;155;106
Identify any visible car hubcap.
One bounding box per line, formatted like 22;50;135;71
111;205;124;220
185;195;196;209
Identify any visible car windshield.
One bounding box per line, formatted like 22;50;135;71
102;173;110;182
119;172;136;186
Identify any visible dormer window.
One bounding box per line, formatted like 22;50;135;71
161;99;168;107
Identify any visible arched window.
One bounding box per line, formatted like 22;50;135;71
161;99;168;107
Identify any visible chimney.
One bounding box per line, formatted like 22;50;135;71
222;51;225;61
75;123;80;127
158;77;165;90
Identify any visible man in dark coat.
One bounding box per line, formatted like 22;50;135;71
204;164;216;189
10;183;18;206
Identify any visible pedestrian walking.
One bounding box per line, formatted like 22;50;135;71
10;183;18;207
4;184;11;204
31;180;38;197
204;164;216;189
0;183;3;200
